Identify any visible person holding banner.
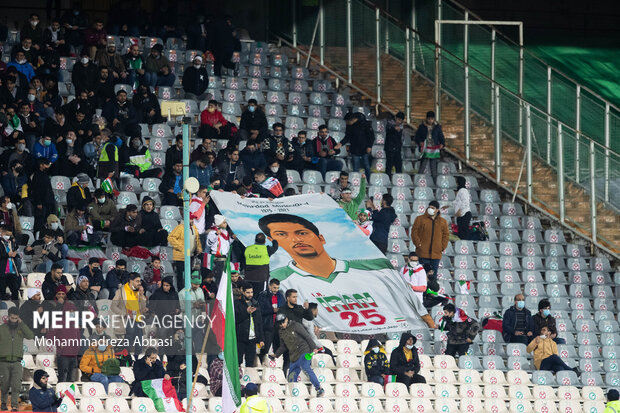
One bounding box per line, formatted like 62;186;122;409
205;214;231;283
338;174;366;220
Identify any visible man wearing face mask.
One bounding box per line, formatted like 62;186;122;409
0;196;23;243
533;299;565;345
389;333;426;385
239;99;269;143
79;338;123;392
8;50;36;81
25;229;64;273
55;130;93;178
0;136;35;178
33;135;59;164
88;189;118;230
0;225;21;300
363;339;390;385
527;326;580;375
182;56;210;100
411;200;450;276
0;307;34;411
502;293;535;344
20;14;43;50
72;51;99;96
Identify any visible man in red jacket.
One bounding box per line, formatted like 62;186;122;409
199;100;237;140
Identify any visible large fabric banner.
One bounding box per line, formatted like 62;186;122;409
211;192;426;334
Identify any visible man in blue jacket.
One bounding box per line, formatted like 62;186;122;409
33;135;59;164
502;293;534;344
366;193;397;254
29;370;62;412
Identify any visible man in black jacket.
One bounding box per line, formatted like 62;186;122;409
442;303;480;357
41;263;72;300
414;111;445;182
0;225;21;300
280;288;313;323
102;90;138;136
385;111;404;177
239;99;269;143
71;51;98;96
159;161;183;206
341;112;374;180
289;131;314;175
366;194;397;254
389;332;426;385
533;299;565;344
182;56;210;100
131;347;169;396
30;158;56;232
234;283;264;367
311;125;342;179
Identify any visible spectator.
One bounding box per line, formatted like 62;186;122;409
190;137;214;163
217;147;245;190
527;326;580;375
0;307;34;411
62;90;95;121
186;15;209;50
301;303;336;365
139;196;168;247
131;348;169;396
43;19;68;55
79;339;123;392
123;44;146;89
200;270;218;300
45;302;80;383
245;171;274;198
605;390;620;413
330;171;351;201
207;16;240;76
19;288;45;337
189;186;210;247
41;263;72;300
148;276;181;334
239;99;269;142
0;196;24;243
25;229;64;273
338;175;367;220
93;67;115;109
453;176;472;240
363;339;390;386
270;313;325;396
288;131;313;175
36;43;60;85
189;155;213;189
178;271;207;353
0;134;35;176
341;112;373;179
19;101;41;150
33;135;59;164
110;204;143;247
111;272;146;358
0;76;26;109
411;200;450;275
83;20;107;59
21;14;43;50
239;383;272;413
311;125;342;179
199;100;237;140
104;259;128;299
356;210;373;238
143;256;163;295
165;135;183;173
8;50;36;82
54;130;93;177
399;252;427;305
133;85;164;125
244;233;278;293
96;129;119;180
389;333;426;385
266;159;287;189
205;215;230;283
64;203;102;247
366;193;397;254
231;265;243;301
533;299;565;344
385;111;404;176
502;293;535;344
414;111;445;182
235;282;265;368
257;279;285;359
442;303;480;357
182;56;210;100
0;225;21;300
72;51;99;96
29;369;62;412
60;8;88;49
88;189;118;231
168;220;202;290
209;352;243;397
95;40;127;83
43;110;69;143
262;123;294;164
144;44;175;87
67;173;92;211
159;160;184;206
30;158;56;232
15;37;38;64
102;90;138;136
280;289;313;324
79;257;107;299
1;159;28;210
69;276;98;317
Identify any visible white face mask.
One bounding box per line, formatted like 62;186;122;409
2;235;10;241
270;167;278;173
81;57;89;64
372;347;380;353
6;202;14;210
405;344;414;350
18;59;27;65
540;335;547;340
66;139;73;145
50;222;59;230
28;94;36;102
194;64;201;69
98;198;106;204
427;207;436;215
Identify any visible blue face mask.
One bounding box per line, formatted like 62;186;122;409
98;345;107;352
516;301;525;309
248;106;256;113
542;309;551;317
44;140;52;147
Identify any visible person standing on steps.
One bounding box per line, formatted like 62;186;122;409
414;111;445;183
411;200;450;276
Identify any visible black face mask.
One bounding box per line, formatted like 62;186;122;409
212;184;220;190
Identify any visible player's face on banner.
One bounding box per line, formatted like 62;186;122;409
267;222;326;258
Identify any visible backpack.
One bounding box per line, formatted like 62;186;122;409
469;221;488;241
95;351;121;376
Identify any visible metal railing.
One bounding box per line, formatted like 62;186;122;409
269;0;620;257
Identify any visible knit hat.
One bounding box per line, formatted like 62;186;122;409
429;200;440;209
214;214;226;227
242;383;258;397
77;173;89;184
608;389;619;401
395;111;405;119
47;214;59;224
77;275;89;285
27;288;42;299
426;111;436;119
194;55;203;62
190;271;201;284
55;285;68;294
33;369;49;386
142;196;154;206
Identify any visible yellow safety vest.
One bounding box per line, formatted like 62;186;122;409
244;244;269;266
99;142;119;162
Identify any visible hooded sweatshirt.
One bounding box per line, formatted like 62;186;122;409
29;370;61;412
364;339;390;378
389;333;421;378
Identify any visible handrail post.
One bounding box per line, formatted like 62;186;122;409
292;0;299;63
589;140;597;244
434;0;442;121
546;66;552;163
491;29;496;124
319;0;325;65
405;27;411;124
557;123;565;223
464;12;470;162
384;0;390;53
346;0;352;83
411;0;416;71
518;23;524;144
576;86;581;183
376;8;382;104
604;103;610;203
526;104;532;204
494;85;501;182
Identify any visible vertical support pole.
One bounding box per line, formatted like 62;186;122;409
319;0;325;65
346;0;352;83
576;86;581;183
589;140;597;243
546;66;552;163
405;27;411;124
292;0;299;63
525;104;532;204
518;24;524;144
434;0;442;121
464;13;470;162
384;0;390;53
411;0;416;71
494;85;501;182
182;119;193;407
557;123;565;223
604;103;610;203
491;29;496;124
376;8;382;104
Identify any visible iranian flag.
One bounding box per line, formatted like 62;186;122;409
142;378;184;412
211;256;242;412
261;177;283;197
59;383;77;406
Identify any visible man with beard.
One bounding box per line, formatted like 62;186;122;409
138;196;168;247
19;288;46;337
0;307;34;411
102;90;138;136
132;85;164;125
111;273;147;358
29;369;62;412
234;282;264;367
41;263;72;300
93;66;115;109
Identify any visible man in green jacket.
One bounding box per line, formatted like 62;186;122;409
605;389;620;413
88;188;119;230
0;307;35;411
338;173;366;220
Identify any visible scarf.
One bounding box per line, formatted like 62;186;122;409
123;283;141;320
189;195;206;220
3;240;14;274
71;182;86;200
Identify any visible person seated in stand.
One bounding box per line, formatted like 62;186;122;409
25;229;67;273
131;347;169;396
104;259;128;299
132;84;165;125
527;326;581;376
182;55;210;100
143;256;163;295
159;160;184;206
79;337;123;392
41;263;72;300
66;173;92;212
289;130;314;175
144;44;175;87
240;140;266;177
88;189;118;231
265;158;287;189
64;203;102;247
533;298;565;345
164;135;183;174
110;204;143;247
199;100;238;140
78;257;107;299
442;303;480;358
389;333;426;385
120;135;162;179
364;339;390;386
262;123;294;166
251;169;281;198
239;99;268;143
311;124;342;179
502;293;534;344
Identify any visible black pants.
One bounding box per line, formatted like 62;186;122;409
456;211;472;240
174;261;186;290
237;338;257;367
446;343;470;357
261;327;276;358
385;150;402;176
0;273;20;300
57;355;77;383
125;323;143;359
396;373;426;385
198;123;237;141
162;192;183;206
111;230;140;248
140;229;168;247
247;280;266;294
213;53;235;77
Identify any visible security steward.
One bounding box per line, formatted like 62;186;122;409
243;233;278;293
